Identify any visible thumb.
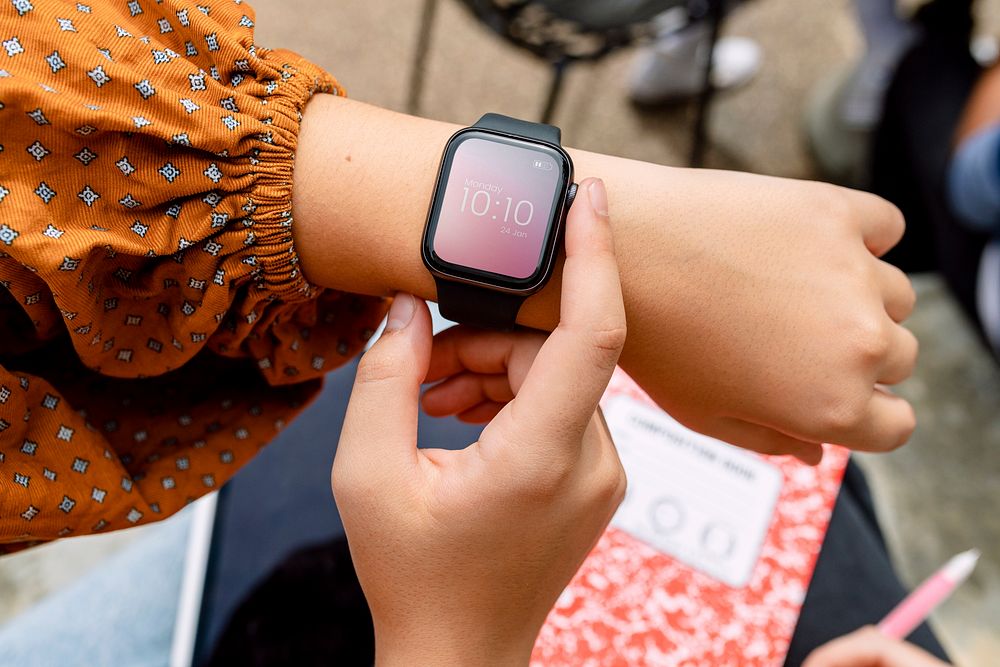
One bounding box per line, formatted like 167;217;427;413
336;293;432;474
503;177;626;449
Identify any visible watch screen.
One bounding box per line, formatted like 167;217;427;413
431;135;564;280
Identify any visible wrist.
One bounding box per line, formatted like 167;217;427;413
292;94;450;300
374;625;535;667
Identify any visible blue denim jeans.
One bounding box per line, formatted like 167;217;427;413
0;506;193;667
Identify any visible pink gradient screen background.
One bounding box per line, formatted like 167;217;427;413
432;137;561;279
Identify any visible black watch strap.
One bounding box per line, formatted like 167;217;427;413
474;113;561;146
434;277;525;331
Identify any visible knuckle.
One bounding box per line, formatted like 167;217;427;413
526;459;574;498
863;333;891;366
585;323;628;365
614;475;627;507
592;323;628;351
607;465;628;508
852;317;891;366
885;200;906;236
592;467;621;507
887;405;916;451
587;450;628;511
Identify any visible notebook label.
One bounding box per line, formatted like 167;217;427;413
604;396;783;588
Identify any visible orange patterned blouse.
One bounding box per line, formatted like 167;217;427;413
0;0;387;553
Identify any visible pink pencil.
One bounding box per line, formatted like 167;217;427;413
878;548;980;640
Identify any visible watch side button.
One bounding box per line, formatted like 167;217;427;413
565;182;578;209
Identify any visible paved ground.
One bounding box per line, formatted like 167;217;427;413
1;0;997;664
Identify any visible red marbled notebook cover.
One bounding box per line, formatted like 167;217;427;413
531;368;849;666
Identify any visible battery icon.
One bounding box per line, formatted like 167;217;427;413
532;159;553;171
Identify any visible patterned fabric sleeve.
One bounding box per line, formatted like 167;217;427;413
0;0;387;550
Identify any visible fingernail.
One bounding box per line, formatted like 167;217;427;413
385;293;416;332
587;178;609;218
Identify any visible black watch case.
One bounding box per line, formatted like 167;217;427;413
421;127;575;296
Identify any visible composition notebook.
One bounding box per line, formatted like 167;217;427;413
531;368;850;666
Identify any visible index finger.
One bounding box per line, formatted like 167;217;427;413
509;177;627;442
847;188;906;258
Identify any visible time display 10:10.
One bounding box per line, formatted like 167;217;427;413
461;187;535;226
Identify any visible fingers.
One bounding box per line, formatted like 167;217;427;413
713;418;825;466
509;178;627;444
457;401;505;424
422;372;515;417
870;257;918;384
425;325;545;392
585;407;628;509
876;260;916;323
859;386;917;451
425;327;518;381
848;189;906;258
336;293;432;473
877;324;919;385
803;627;951;667
834;387;916;452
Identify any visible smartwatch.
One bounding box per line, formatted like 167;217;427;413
421;113;577;330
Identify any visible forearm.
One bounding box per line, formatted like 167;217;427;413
292;94;671;395
292;95;447;302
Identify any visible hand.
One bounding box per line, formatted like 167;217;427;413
589;167;920;463
804;627;951;666
332;178;627;666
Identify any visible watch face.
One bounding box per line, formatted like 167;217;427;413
423;129;572;290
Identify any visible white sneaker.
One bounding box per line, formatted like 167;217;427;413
628;26;762;105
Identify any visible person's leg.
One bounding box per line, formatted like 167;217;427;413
0;507;193;666
783;460;949;666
